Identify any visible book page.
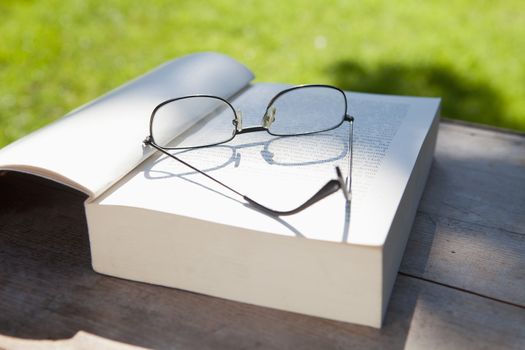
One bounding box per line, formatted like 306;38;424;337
95;83;440;246
0;52;254;197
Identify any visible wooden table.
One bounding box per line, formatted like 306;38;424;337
1;120;524;349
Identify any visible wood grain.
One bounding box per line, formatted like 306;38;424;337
1;120;524;349
419;122;525;235
401;211;525;306
401;122;525;307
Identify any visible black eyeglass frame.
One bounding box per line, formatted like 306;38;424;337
144;84;354;216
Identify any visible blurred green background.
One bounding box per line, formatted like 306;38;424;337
1;0;524;147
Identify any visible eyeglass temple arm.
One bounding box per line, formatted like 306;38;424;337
243;178;343;216
144;138;348;217
346;115;354;200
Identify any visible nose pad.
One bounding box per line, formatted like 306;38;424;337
233;151;241;167
262;106;276;128
233;110;243;132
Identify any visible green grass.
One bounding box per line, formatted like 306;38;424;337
1;0;524;146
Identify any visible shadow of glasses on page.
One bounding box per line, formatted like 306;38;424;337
142;132;350;238
144;132;349;179
327;61;508;127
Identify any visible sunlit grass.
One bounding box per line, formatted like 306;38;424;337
1;0;524;146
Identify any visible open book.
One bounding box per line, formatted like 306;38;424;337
0;52;440;328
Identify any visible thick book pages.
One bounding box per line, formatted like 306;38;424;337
0;52;253;197
85;82;440;327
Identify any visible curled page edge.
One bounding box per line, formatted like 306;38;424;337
0;52;255;199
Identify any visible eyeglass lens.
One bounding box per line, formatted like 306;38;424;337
151;96;236;149
267;86;346;136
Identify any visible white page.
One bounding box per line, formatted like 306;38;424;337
96;83;439;246
0;52;254;197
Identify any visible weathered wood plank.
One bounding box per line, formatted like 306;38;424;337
399;122;525;306
400;275;525;350
419;122;525;235
401;211;525;306
0;331;147;350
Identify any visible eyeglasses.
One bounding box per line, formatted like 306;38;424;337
143;84;354;216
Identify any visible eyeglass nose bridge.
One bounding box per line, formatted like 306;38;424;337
262;106;276;129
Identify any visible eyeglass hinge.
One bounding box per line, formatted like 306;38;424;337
345;114;354;122
143;136;152;145
335;166;351;202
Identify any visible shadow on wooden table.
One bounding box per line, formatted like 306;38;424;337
0;171;435;349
